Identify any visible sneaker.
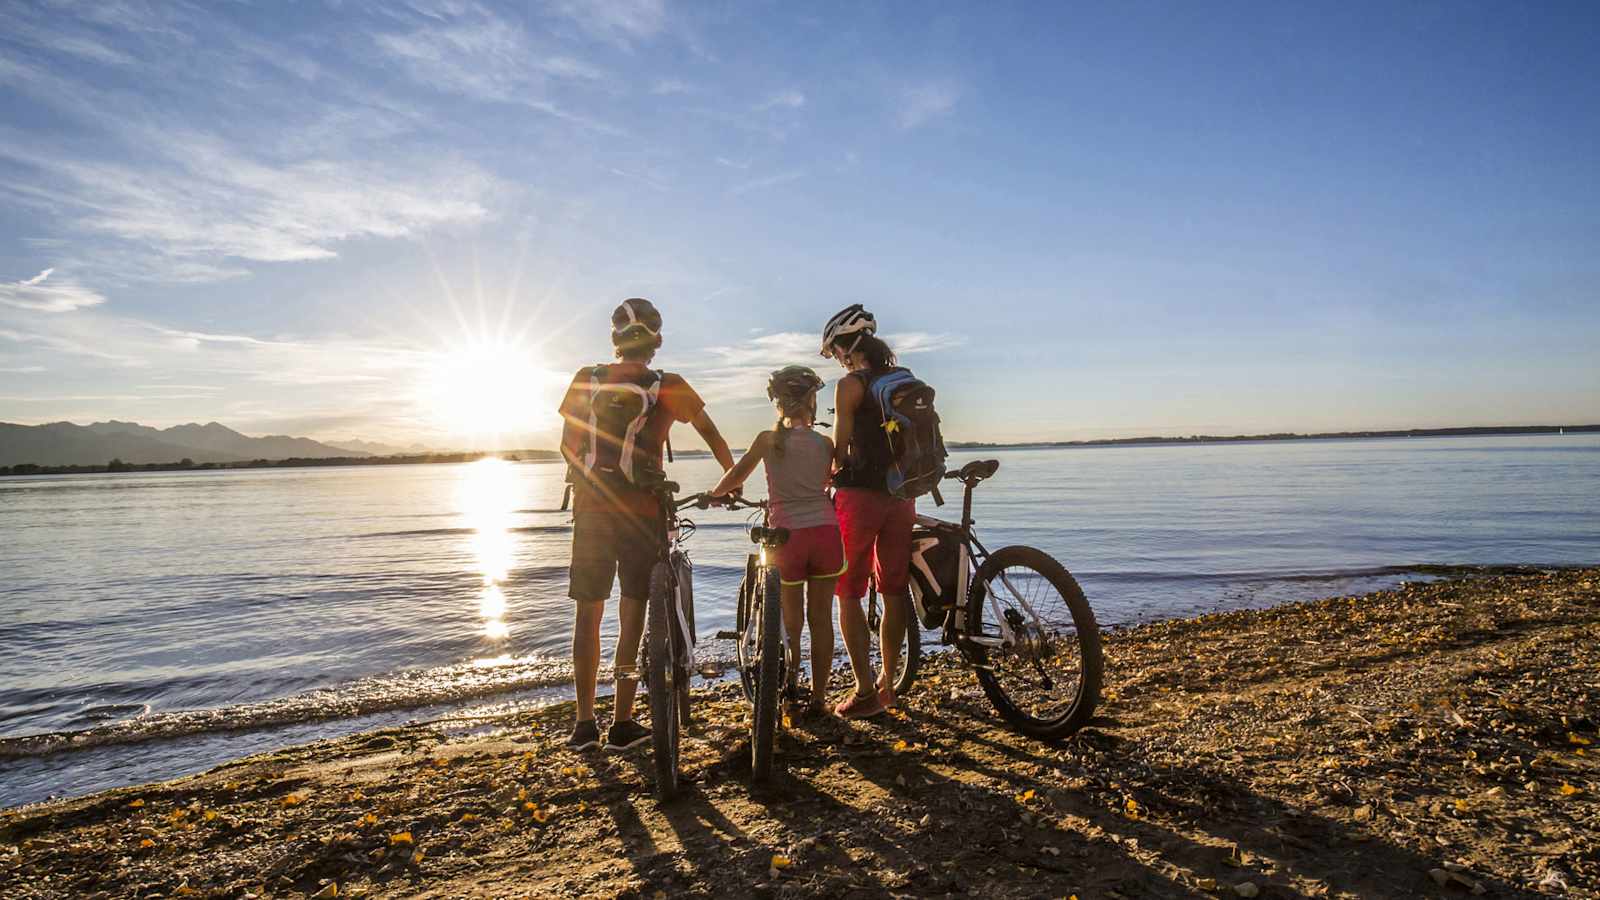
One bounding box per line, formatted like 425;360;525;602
604;718;652;752
834;689;886;719
566;719;600;751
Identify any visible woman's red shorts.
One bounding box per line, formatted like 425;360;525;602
775;524;846;585
833;487;915;601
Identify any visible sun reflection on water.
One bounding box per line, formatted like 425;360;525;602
460;458;517;643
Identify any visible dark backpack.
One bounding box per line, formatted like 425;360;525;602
570;365;665;489
865;368;948;501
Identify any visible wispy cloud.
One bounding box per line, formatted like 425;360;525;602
376;6;605;94
896;81;961;130
373;1;623;133
650;78;693;95
729;169;807;195
0;133;495;265
683;330;963;405
0;11;140;67
0;269;106;313
546;0;667;48
756;89;806;111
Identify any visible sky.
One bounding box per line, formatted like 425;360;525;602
1;0;1596;450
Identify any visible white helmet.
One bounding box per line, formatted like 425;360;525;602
820;303;876;357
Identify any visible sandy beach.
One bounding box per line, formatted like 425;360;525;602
2;568;1595;899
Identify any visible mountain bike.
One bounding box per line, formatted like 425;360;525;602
706;495;788;783
897;459;1103;739
639;480;705;800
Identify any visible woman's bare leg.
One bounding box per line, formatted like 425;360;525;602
835;593;876;698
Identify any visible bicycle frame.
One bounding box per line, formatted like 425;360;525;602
911;468;1056;655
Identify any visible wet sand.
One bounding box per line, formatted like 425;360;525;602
2;569;1596;898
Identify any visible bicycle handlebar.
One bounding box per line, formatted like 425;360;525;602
686;492;767;511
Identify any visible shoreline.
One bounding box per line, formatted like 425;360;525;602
3;569;1596;897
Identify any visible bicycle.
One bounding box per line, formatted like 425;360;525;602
890;458;1103;739
706;495;788;783
638;479;706;800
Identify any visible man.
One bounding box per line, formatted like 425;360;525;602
559;298;734;751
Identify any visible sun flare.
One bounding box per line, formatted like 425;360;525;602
421;341;548;437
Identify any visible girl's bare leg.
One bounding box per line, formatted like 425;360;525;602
806;576;838;710
780;582;806;695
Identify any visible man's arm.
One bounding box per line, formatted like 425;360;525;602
709;431;768;496
831;376;862;470
558;374;586;470
690;409;736;471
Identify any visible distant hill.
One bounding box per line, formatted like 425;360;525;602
0;420;370;467
326;438;437;456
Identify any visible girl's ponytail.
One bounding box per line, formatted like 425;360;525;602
772;414;789;458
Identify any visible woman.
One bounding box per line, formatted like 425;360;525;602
820;304;915;718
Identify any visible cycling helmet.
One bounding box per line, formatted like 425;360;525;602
767;365;825;402
819;303;876;357
611;297;662;346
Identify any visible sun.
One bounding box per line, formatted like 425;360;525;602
420;341;548;438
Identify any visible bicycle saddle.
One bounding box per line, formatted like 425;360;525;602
958;459;1000;482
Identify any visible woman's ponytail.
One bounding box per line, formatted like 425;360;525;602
850;333;897;370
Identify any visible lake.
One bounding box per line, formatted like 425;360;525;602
2;433;1596;807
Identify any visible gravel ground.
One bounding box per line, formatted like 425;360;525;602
2;568;1596;899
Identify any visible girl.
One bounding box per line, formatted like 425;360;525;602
708;366;843;717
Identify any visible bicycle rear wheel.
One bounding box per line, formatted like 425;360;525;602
644;563;680;799
751;567;783;782
967;546;1102;739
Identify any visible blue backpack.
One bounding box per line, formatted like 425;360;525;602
866;369;948;501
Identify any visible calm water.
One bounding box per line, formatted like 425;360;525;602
2;434;1597;807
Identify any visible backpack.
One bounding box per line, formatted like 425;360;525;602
571;365;666;489
865;368;948;501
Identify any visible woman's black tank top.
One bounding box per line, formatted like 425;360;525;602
834;367;903;491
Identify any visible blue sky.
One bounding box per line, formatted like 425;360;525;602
1;0;1596;449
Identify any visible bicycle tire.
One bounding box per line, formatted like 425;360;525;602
968;546;1102;740
871;593;922;696
751;567;783;782
735;555;759;703
644;562;680;799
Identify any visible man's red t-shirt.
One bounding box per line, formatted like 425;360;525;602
559;363;705;517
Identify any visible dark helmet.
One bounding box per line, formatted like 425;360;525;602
767;365;824;402
611;297;662;347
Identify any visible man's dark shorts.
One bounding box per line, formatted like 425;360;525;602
569;510;659;603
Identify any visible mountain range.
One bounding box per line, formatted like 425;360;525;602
0;420;374;467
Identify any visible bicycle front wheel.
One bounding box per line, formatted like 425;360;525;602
968;546;1102;740
751;567;783;783
644;563;680;799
